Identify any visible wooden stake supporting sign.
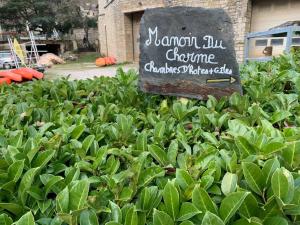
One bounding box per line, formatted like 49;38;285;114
139;7;242;100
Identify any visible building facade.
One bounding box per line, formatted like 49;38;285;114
98;0;300;63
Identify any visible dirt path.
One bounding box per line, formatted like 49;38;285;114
45;63;138;80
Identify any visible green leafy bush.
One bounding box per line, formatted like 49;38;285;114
0;53;300;225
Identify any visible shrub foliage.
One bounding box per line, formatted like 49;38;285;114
0;53;300;225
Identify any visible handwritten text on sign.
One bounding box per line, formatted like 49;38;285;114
143;27;233;76
139;7;242;99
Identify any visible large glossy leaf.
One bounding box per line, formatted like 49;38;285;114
262;158;280;187
124;206;138;225
4;146;19;165
233;218;262;225
235;136;256;157
138;166;165;187
239;194;259;219
168;140;178;166
154;121;166;140
163;181;180;220
176;169;194;191
221;172;237;196
0;203;24;216
40;174;64;196
192;186;218;215
219;150;237;173
65;167;80;185
26;142;40;163
201;212;225;225
149;145;168;166
35;217;62;225
109;201;122;223
56;187;69;213
9;130;23;148
71;124;86;140
264;216;289;225
80;210;99;225
219;191;249;224
242;162;264;195
260;196;281;220
18;167;40;205
136;186;161;212
153;209;174;225
37;200;52;214
284;204;300;217
38;122;54;136
32;150;55;169
179;221;194;225
270;110;291;124
82;135;95;153
282;141;300;168
271;168;291;203
202;132;219;146
69;180;90;211
7;160;24;182
261;142;285;155
136;132;148;152
14;211;35;225
282;168;295;203
177;202;200;221
0;214;13;225
118;187;133;201
172;102;187;121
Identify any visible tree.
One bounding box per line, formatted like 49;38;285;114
79;3;98;49
0;0;85;37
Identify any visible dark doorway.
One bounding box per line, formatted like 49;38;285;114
26;44;61;56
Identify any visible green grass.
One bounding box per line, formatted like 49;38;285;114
69;52;101;64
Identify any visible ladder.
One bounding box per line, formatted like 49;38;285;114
27;31;40;66
8;30;45;68
8;37;20;68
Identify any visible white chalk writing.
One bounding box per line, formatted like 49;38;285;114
144;26;232;76
166;47;217;64
203;35;226;49
144;61;232;76
145;27;226;50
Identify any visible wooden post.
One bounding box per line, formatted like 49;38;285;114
244;35;250;62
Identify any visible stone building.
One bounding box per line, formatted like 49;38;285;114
98;0;300;63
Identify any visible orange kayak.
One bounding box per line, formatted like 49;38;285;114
21;68;44;79
0;71;22;82
11;68;33;80
0;77;11;85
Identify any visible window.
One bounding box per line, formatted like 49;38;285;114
255;39;268;46
292;38;300;45
271;39;284;46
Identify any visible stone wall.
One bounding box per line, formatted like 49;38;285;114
72;28;99;50
98;0;252;63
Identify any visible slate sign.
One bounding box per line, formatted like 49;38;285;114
139;7;242;100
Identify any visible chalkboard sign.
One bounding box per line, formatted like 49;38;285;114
139;7;242;100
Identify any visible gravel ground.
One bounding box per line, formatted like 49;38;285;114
45;63;138;80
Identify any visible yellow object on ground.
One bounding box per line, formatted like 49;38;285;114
13;38;26;65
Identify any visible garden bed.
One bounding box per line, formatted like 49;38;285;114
0;53;300;225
